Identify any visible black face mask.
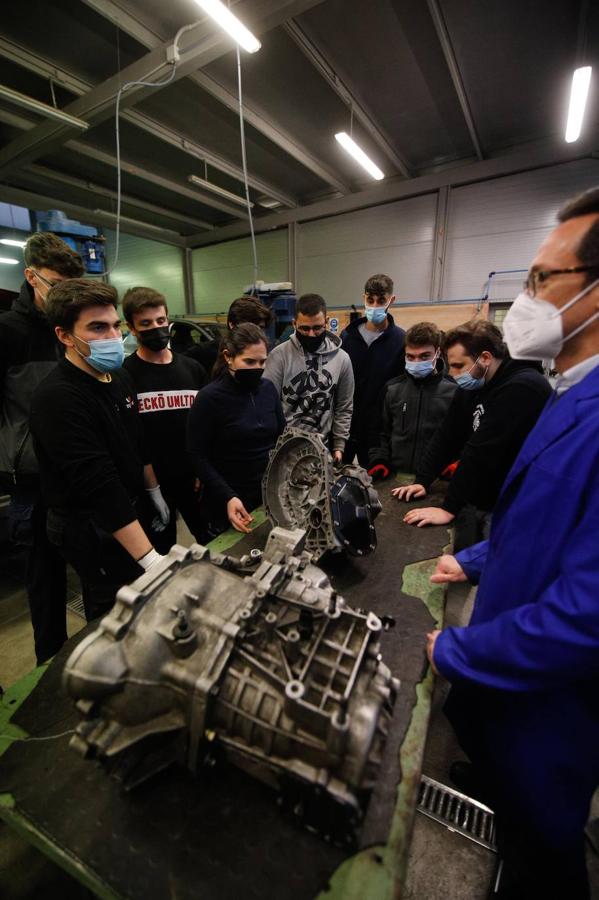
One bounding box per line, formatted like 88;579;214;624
296;332;325;353
233;368;263;391
137;326;170;352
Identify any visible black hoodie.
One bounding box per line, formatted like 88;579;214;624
415;359;552;515
0;281;62;487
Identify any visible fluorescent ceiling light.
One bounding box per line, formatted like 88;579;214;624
334;132;384;180
0;238;27;248
0;83;89;131
0;257;19;265
565;66;592;143
188;174;253;208
194;0;261;53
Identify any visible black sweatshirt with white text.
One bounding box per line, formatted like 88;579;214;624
30;358;147;533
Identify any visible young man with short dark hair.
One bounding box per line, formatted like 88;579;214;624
341;273;405;466
394;319;551;541
368;321;457;479
122;286;207;551
185;295;271;375
0;232;84;663
263;293;354;461
30;280;170;622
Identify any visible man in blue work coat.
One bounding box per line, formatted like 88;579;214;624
427;187;599;899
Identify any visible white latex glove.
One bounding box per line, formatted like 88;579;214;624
146;485;170;527
137;548;165;572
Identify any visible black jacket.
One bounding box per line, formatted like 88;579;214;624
369;360;457;473
0;281;62;487
30;359;147;533
415;359;553;515
187;371;285;510
341;314;405;444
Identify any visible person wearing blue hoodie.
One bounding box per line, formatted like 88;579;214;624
428;188;599;899
341;273;405;466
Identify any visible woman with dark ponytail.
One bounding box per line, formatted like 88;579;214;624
187;323;285;536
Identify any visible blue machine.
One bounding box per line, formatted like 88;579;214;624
245;282;297;345
34;210;106;275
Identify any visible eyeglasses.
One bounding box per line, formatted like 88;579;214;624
524;265;599;297
296;324;325;335
32;269;62;289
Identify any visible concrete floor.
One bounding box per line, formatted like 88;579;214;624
0;533;598;899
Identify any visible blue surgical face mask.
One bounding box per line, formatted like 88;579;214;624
455;357;486;391
73;335;125;373
365;304;389;325
406;354;438;379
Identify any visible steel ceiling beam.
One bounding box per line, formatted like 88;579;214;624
0;183;186;246
185;141;596;246
0;0;328;179
0;106;244;223
77;0;350;194
425;0;484;161
0;34;296;208
283;20;411;178
26;165;215;231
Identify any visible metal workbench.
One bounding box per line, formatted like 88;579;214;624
0;483;449;900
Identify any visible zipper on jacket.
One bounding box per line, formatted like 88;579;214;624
250;391;263;427
401;402;407;433
12;427;30;484
409;387;424;472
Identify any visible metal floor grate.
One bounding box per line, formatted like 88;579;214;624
417;774;497;851
66;592;86;620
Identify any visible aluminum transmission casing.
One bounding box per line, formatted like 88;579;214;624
262;428;382;559
64;528;399;842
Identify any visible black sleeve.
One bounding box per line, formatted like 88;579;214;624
415;391;470;489
115;368;149;467
30;385;139;533
186;389;236;506
368;385;392;467
441;382;549;515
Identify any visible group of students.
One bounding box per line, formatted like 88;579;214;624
2;183;599;898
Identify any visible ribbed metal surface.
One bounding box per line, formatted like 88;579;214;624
296;194;437;305
417;774;497;850
443;159;599;301
66;591;85;620
104;228;186;315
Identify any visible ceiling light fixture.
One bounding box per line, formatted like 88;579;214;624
0;238;27;248
0;257;19;265
193;0;261;54
565;66;592;143
334;132;384;180
188;174;253;208
0;84;89;131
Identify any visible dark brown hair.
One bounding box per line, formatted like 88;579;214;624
443;319;507;360
122;286;168;324
295;293;326;318
227;296;271;328
45;279;118;331
24;232;84;277
557;188;599;283
405;321;442;349
213;322;268;377
364;273;393;296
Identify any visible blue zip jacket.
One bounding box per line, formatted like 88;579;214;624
341;314;405;444
435;364;599;691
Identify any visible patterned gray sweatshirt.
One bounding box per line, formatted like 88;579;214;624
263;332;354;451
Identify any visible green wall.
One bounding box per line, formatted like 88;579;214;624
191;230;288;314
104;229;186;315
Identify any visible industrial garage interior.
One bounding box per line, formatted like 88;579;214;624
0;0;598;898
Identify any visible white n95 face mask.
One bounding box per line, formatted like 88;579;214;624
503;277;599;360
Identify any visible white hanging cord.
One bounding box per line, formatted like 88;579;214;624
236;45;259;292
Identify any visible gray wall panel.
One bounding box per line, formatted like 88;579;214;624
105;229;186;315
191;230;288;314
297;195;437;305
443;159;599;301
